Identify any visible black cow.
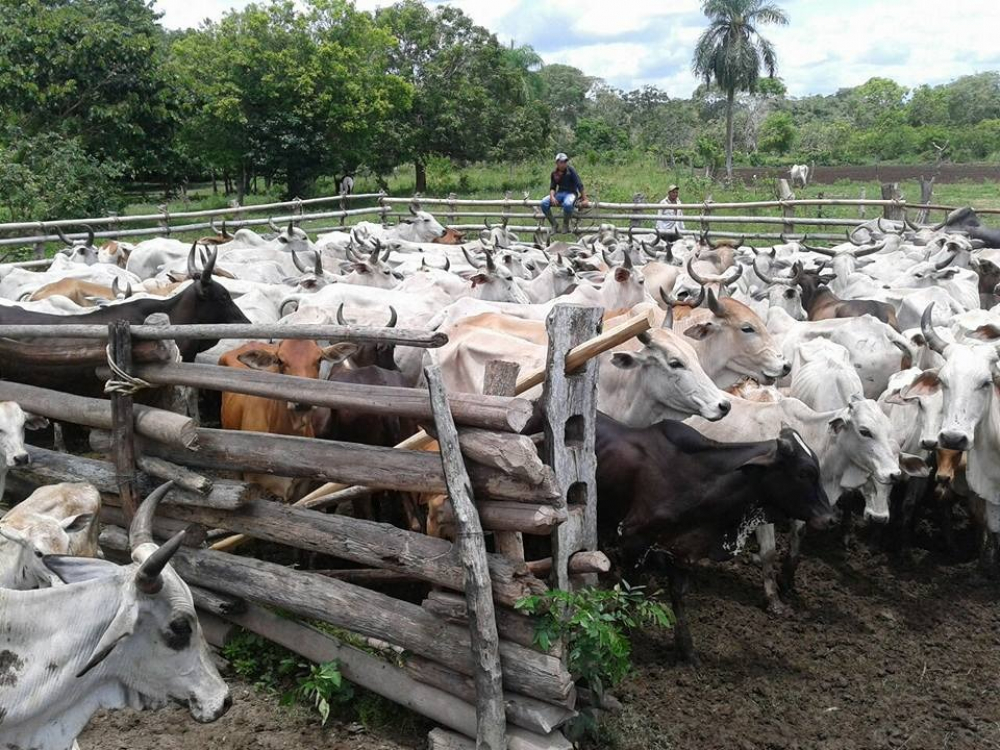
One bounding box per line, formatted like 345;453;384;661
0;244;249;362
797;268;900;330
940;206;1000;248
595;413;835;662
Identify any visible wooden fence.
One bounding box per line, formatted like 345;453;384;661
0;308;651;750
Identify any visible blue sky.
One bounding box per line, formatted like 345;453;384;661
156;0;1000;98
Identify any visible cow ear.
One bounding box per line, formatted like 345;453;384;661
610;352;642;370
899;453;929;478
739;446;777;467
882;388;912;406
24;413;49;431
827;416;847;434
682;322;716;341
43;555;120;585
470;274;489;287
237;350;280;371
76;597;138;677
968;324;1000;342
899;370;941;399
60;513;94;534
321;342;359;365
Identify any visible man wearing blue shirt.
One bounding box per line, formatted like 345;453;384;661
541;153;588;233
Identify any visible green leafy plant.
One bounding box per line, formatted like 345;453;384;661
516;582;673;695
291;661;354;725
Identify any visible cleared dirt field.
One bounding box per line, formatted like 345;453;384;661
733;163;1000;185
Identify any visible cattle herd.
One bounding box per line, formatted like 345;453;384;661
1;198;1000;746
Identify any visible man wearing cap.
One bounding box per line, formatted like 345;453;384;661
656;184;685;241
541;153;588;233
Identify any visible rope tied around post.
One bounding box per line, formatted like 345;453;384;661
104;344;153;396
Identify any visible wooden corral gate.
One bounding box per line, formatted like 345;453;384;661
0;306;652;749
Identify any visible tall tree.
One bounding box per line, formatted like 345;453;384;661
691;0;789;178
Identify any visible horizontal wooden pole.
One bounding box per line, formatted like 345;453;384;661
100;526;575;705
0;336;172;368
140;492;547;607
0;380;197;450
524;551;611;577
125;361;532;434
136;427;560;502
14;445;253;510
0;323;447;348
422;590;559;656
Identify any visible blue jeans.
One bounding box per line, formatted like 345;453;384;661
541;191;576;217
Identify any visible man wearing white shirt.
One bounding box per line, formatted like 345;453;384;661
656;184;684;241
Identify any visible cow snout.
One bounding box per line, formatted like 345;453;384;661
718;400;732;415
13;452;30;466
919;438;938;450
779;362;792;376
863;508;890;524
808;510;837;530
938;431;971;451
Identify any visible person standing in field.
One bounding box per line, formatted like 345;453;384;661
541;153;588;233
656;184;685;241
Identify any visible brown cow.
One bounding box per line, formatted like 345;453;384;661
28;277;132;307
433;227;466;245
219;339;357;500
797;269;900;330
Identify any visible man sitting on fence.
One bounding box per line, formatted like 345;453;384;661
541;153;588;233
656;184;685;241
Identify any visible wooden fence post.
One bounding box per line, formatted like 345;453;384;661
484;360;524;563
881;182;904;220
425;365;506;750
108;320;139;521
917;176;935;224
859;187;867;220
630;193;646;229
777;179;795;235
540;305;602;591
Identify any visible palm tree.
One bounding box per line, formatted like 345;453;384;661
692;0;789;179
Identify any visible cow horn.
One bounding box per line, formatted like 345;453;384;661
789;261;804;285
854;240;886;258
409;201;419;216
803;243;837;257
287;220;295;236
707;288;725;317
641;240;658;259
421;257;427;269
920;303;948;355
54;225;72;245
210;218;221;235
462;247;482;269
291;247;309;274
83;225;95;246
877;217;894;235
443;256;450;271
314;251;323;276
187;241;198;277
485;249;496;273
111;277;121;298
847;227;869;246
222;220;231;238
622;245;633;270
369;242;379;265
935;251;958;271
201;245;217;281
336;303;349;326
268;217;281;233
721;262;743;285
931;218;948;231
686;256;710;285
129;481;174;553
601;247;613;267
381;243;392;263
753;256;775;284
386;306;398;328
905;217;920;232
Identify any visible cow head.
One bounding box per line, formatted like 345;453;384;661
751;258;806;320
433;227;466;245
0;527;53;589
44;483;230;722
335;304;399;370
342;240;402;289
883;369;946;450
99;240;134;268
237;339;358;414
829;397;902;485
0;401;48;467
275;221;319;256
463;244;530;303
479;218;519;249
609;329;731;422
54;224;99;265
393;202;447;243
681;291;790;386
186;243;252;327
744;427;835;530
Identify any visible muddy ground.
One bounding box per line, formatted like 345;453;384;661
79;525;999;750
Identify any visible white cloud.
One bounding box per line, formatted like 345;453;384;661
155;0;1000;97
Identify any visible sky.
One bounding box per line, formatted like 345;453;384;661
156;0;1000;98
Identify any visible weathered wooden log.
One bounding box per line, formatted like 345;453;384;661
484;360;526;563
0;323;448;347
195;609;236;649
189;584;247;616
457;429;548;485
524;551;611;577
136;455;213;494
426;364;506;749
134;427;560;503
312;568;424;585
120;361;532;434
0;380;197;449
777;179;795;235
406;655;575;736
99;526;575;706
0;336;172;367
422;590;556;656
99;504;206;548
478;502;566;535
428;727;572;750
135;493;546;607
109;320;139;520
881;182;904;220
14;445;252;510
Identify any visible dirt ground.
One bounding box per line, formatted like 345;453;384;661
732;163;1000;184
79;525;999;750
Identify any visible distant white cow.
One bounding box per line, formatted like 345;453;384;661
789;164;810;188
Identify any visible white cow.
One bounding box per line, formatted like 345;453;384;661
789;164;809;188
0;483;231;748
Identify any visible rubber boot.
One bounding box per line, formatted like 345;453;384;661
562;216;571;233
546;213;558;231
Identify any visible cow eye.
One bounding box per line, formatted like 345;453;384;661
741;324;756;334
668;358;685;369
979;380;991;389
859;427;873;438
164;617;193;650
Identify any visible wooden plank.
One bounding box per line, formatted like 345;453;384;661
425;364;506;750
407;655;575;735
123;361;532;433
136;455;213;494
99;526;575;706
484;360;526;564
139;492;546;607
524;551;611;577
422;591;559;656
99;504;206;548
541;306;602;591
0;380;197;450
109;320;138;520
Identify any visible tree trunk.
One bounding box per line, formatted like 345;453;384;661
725;88;735;181
212;171;218;195
415;160;427;194
236;163;247;205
